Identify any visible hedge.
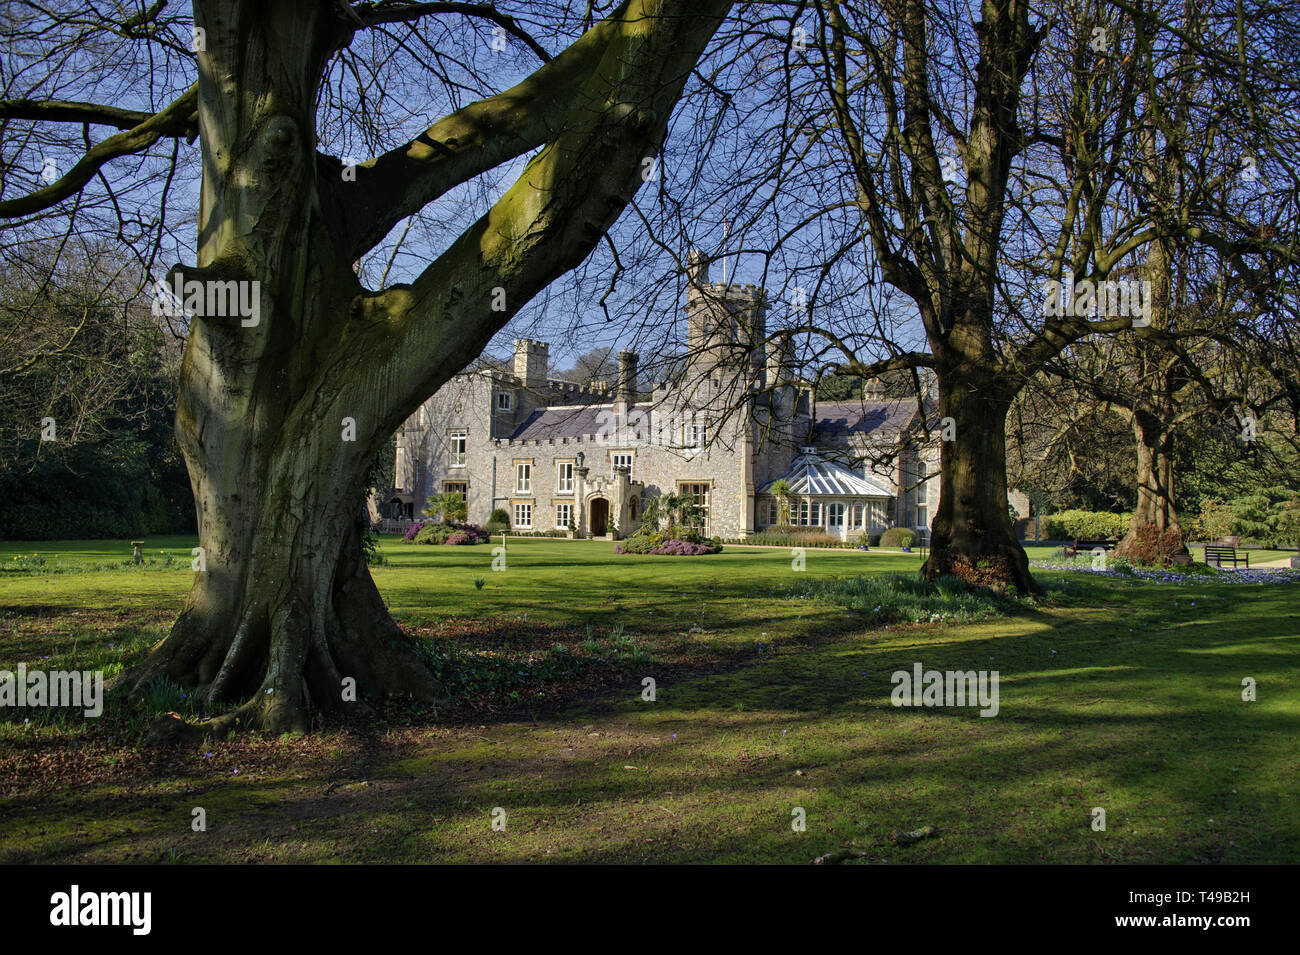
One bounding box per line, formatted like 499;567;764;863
1042;510;1131;540
879;527;917;548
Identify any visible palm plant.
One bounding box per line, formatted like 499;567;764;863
675;493;700;528
639;495;662;533
656;492;680;527
424;491;467;525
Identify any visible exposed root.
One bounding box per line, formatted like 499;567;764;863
922;547;1040;595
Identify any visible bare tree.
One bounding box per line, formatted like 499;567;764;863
623;0;1300;591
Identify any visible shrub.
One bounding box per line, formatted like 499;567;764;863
414;522;487;545
1189;492;1300;547
484;520;509;537
413;522;452;544
1277;497;1300;549
649;538;722;555
749;526;845;547
618;532;722;555
1041;509;1130;540
879;527;917;548
403;520;428;541
615;533;654;554
488;508;511;526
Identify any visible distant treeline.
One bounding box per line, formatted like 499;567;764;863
1;252;195;540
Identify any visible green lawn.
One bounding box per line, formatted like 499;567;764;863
1;536;1297;864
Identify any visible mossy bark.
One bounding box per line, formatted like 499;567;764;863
116;0;731;735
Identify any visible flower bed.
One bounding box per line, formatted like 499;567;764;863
413;521;489;545
615;525;723;555
648;538;722;555
1031;556;1300;584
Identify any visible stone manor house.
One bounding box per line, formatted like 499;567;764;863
382;254;956;542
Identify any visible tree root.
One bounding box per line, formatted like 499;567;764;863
812;826;946;864
923;547;1040;595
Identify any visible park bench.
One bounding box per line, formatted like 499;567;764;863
1063;539;1115;558
1203;544;1248;569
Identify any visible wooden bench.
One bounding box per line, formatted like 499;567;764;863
1063;539;1115;558
1203;544;1248;569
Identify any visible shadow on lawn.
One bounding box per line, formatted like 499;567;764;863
2;576;1296;864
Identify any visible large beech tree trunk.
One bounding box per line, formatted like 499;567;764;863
1115;410;1188;560
921;362;1037;594
118;0;730;735
122;4;445;734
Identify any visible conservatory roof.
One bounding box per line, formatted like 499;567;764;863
760;449;894;499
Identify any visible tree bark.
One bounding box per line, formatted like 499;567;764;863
921;364;1038;594
1115;410;1188;560
115;0;731;735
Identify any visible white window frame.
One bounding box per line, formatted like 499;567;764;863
796;499;822;527
554;502;573;529
449;429;468;467
557;460;574;494
611;452;633;478
679;482;711;532
684;418;709;450
496;391;513;412
515;461;532;495
513;502;533;529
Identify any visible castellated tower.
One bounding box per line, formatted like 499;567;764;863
684;251;768;391
513;338;549;390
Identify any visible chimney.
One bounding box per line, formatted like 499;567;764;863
766;333;794;388
616;350;638;414
513;338;548;389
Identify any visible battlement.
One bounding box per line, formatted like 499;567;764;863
687;282;767;303
514;338;549;388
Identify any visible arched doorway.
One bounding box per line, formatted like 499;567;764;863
589;497;610;536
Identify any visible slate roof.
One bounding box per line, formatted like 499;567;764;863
814;398;924;439
760;449;895;498
509;396;931;442
510;403;642;440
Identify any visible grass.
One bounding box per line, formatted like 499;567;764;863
1;535;1297;864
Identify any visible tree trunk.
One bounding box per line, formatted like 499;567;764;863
123;383;445;735
1115;411;1188;561
110;3;443;735
112;0;731;736
921;370;1038;594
